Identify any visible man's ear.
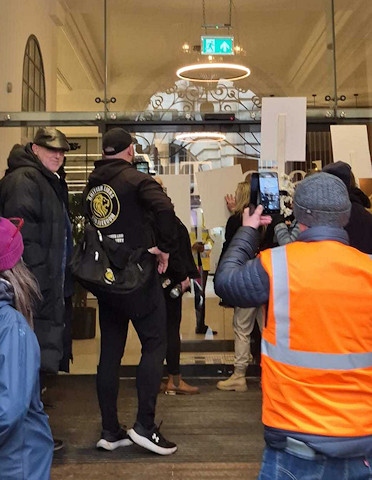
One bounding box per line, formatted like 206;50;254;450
128;144;135;157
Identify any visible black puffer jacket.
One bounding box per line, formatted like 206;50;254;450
0;144;66;373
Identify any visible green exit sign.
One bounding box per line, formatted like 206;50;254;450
201;36;234;55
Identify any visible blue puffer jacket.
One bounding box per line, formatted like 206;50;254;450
0;279;53;480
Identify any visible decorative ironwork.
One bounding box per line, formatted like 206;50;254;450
140;82;262;120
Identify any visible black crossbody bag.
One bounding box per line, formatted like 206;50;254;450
70;223;157;316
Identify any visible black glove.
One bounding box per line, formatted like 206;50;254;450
271;213;285;228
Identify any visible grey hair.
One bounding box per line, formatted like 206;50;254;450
0;259;41;328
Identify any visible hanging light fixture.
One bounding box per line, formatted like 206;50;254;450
176;0;250;83
177;62;250;83
175;132;226;142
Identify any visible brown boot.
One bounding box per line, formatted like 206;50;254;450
165;374;200;395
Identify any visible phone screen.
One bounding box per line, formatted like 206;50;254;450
258;172;280;214
134;161;149;174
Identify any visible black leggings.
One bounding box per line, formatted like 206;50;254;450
96;294;166;432
164;292;182;375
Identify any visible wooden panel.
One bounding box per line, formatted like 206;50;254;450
234;157;258;174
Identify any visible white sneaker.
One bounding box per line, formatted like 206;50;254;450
96;427;133;451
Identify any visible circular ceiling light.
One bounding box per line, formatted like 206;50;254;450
176;63;251;82
175;132;226;142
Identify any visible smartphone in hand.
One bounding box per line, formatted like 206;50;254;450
250;171;280;214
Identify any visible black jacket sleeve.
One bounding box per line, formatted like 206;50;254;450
166;219;199;284
138;178;177;254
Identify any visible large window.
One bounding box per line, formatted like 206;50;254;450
22;35;46;141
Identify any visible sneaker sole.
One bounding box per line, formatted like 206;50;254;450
96;438;133;451
128;428;177;455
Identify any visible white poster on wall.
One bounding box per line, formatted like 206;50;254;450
195;165;244;229
330;125;372;180
260;97;307;174
158;174;191;230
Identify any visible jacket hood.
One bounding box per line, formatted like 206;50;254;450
6;143;45;175
0;278;14;307
88;158;133;186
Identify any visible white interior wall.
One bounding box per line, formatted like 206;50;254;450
0;0;59;174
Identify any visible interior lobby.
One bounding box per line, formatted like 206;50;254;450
0;0;371;478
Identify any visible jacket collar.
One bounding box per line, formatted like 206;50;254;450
297;225;349;245
0;278;14;308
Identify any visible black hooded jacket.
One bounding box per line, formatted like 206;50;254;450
84;157;177;257
323;161;372;254
83;158;178;317
0;143;67;373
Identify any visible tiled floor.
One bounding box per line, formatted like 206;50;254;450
70;277;235;375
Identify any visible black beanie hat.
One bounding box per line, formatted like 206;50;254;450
322;161;352;189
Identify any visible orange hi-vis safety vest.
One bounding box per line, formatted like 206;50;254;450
259;240;372;437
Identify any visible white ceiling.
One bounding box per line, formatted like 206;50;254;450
55;0;372;113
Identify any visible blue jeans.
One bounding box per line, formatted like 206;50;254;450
258;447;372;480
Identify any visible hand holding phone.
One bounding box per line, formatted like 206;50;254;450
242;204;273;229
250;171;280;215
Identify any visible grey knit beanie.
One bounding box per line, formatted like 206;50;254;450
293;172;351;228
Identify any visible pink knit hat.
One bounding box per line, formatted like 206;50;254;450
0;217;24;271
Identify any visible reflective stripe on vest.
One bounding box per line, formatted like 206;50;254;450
261;246;372;370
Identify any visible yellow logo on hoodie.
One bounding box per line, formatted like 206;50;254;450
86;184;120;228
